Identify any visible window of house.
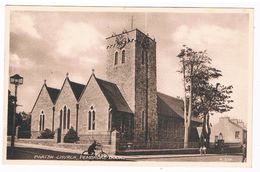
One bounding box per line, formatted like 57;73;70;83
235;131;240;139
39;111;45;131
88;106;96;130
114;52;118;65
122;50;126;64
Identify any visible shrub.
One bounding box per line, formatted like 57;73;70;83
38;128;55;139
64;127;79;143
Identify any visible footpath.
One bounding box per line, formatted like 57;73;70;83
7;141;218;160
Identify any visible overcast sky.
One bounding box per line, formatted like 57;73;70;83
8;8;251;124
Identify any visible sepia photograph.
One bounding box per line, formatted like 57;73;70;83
3;6;253;167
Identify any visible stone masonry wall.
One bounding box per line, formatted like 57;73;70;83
78;75;110;140
106;30;136;112
106;29;158;144
31;85;54;138
134;30;158;142
54;78;78;136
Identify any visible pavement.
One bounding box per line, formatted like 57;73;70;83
7;141;237;160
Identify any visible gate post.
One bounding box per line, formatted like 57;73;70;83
55;128;61;143
110;130;120;154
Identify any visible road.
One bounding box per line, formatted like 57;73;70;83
6;147;244;162
131;154;243;162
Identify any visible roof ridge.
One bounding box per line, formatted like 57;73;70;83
68;79;85;86
157;91;182;101
228;118;247;131
96;77;117;86
46;85;60;91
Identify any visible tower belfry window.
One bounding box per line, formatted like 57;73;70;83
142;50;147;65
122;50;126;64
114;52;118;65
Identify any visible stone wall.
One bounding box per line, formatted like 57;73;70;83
78;75;110;136
31;84;55;138
54;78;78;136
134;30;158;142
106;30;136;112
106;29;158;144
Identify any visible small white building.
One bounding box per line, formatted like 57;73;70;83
210;117;247;144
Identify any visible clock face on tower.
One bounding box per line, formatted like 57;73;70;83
115;34;127;49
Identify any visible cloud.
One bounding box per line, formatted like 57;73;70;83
172;24;244;50
9;53;34;69
10;13;42;39
55;22;104;58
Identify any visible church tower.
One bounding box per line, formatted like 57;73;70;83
106;29;158;142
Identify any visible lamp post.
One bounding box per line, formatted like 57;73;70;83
10;74;23;158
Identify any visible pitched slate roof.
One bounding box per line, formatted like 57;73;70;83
96;77;132;114
68;80;85;101
46;86;60;103
157;92;202;123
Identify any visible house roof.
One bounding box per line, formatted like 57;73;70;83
96;77;132;114
157;92;202;123
68;79;85;101
46;86;60;103
226;117;247;131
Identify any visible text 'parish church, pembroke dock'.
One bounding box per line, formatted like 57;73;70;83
31;28;202;151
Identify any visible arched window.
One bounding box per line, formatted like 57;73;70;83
39;111;45;131
141;50;145;65
67;109;70;129
92;111;95;130
88;106;96;130
114;52;118;65
59;110;62;129
88;111;92;130
122;50;125;64
63;106;67;129
141;110;145;130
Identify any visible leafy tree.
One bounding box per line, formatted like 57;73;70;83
177;45;233;148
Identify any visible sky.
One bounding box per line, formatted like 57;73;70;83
8;8;251;124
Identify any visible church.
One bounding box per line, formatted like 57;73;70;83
31;28;201;149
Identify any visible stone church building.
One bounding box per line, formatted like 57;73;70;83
31;28;201;149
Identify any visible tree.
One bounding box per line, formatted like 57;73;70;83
177;45;233;148
193;82;233;147
177;45;209;148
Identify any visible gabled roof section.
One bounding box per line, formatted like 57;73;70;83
68;79;85;101
95;77;132;114
157;92;202;123
31;82;59;113
46;86;60;104
227;118;247;131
